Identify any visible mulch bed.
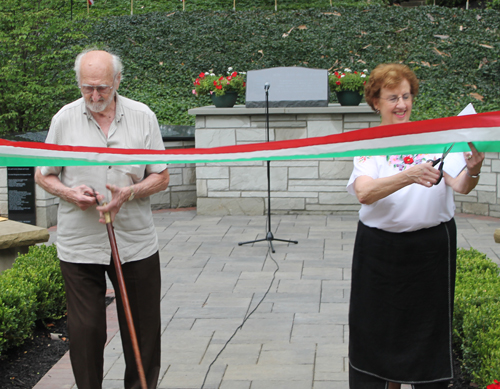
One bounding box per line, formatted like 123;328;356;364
0;316;69;388
0;296;114;389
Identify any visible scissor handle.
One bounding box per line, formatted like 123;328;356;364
435;169;444;185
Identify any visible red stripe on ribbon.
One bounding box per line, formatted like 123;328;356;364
1;111;499;156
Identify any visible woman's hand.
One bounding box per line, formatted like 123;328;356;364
464;142;484;176
404;163;441;188
354;163;441;205
444;142;484;194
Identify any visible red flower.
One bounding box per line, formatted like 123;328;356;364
227;76;232;81
219;76;224;81
403;156;414;164
199;72;205;79
231;71;238;77
487;380;500;389
216;84;223;90
213;80;218;86
336;81;341;86
354;71;358;74
334;71;339;76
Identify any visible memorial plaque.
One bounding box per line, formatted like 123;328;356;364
245;67;329;108
8;167;36;225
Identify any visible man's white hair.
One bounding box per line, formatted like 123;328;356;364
74;48;123;85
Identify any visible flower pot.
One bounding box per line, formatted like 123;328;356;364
335;91;363;106
211;92;238;108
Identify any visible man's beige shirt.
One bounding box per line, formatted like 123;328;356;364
40;94;167;265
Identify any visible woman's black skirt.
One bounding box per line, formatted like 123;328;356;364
349;219;457;384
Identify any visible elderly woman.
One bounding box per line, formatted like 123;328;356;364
346;63;484;389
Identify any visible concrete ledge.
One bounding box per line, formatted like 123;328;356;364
0;219;50;272
188;103;373;116
0;220;50;249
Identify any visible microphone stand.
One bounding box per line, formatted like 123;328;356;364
238;83;298;253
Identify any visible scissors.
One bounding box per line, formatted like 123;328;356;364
431;143;454;185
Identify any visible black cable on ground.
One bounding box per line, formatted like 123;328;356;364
200;246;279;389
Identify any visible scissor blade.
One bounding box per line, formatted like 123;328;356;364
441;143;455;160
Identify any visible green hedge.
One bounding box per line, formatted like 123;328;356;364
454;248;500;388
96;6;500;126
0;270;37;354
0;244;65;355
1;2;500;133
11;244;66;321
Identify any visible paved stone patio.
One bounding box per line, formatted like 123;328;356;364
35;209;500;389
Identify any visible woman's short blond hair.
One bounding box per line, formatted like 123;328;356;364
364;63;419;111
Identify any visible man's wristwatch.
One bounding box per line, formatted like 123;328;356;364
128;186;135;201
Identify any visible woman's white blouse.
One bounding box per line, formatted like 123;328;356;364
346;153;466;233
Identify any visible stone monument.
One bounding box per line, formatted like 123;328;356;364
245;66;329;108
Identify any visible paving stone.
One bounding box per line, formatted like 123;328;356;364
258;342;316;365
219;381;251;389
313;381;349;389
250;380;315;389
223;364;313;381
38;209;500;389
157;364;225;389
202;343;262;365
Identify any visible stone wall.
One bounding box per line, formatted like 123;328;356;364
191;104;379;215
455;151;500;217
189;104;500;217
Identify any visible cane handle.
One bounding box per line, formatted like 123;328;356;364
102;202;112;224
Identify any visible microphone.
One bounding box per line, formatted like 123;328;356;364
264;82;270;91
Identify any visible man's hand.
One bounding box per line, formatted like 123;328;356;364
96;184;131;224
69;185;101;211
34;169;101;211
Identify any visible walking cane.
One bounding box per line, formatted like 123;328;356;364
93;190;148;389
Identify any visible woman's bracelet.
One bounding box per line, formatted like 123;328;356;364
466;169;480;179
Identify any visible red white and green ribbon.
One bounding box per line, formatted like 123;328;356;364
1;111;500;167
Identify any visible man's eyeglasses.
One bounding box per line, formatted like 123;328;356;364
381;93;412;104
80;84;114;94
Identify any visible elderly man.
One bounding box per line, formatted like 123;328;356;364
35;49;169;389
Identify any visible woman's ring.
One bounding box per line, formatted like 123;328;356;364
467;155;472;160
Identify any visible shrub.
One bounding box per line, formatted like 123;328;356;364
454;248;500;387
12;244;66;321
0;244;65;355
0;269;38;355
489;0;500;10
0;0;88;133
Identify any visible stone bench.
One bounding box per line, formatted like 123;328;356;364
0;218;50;272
